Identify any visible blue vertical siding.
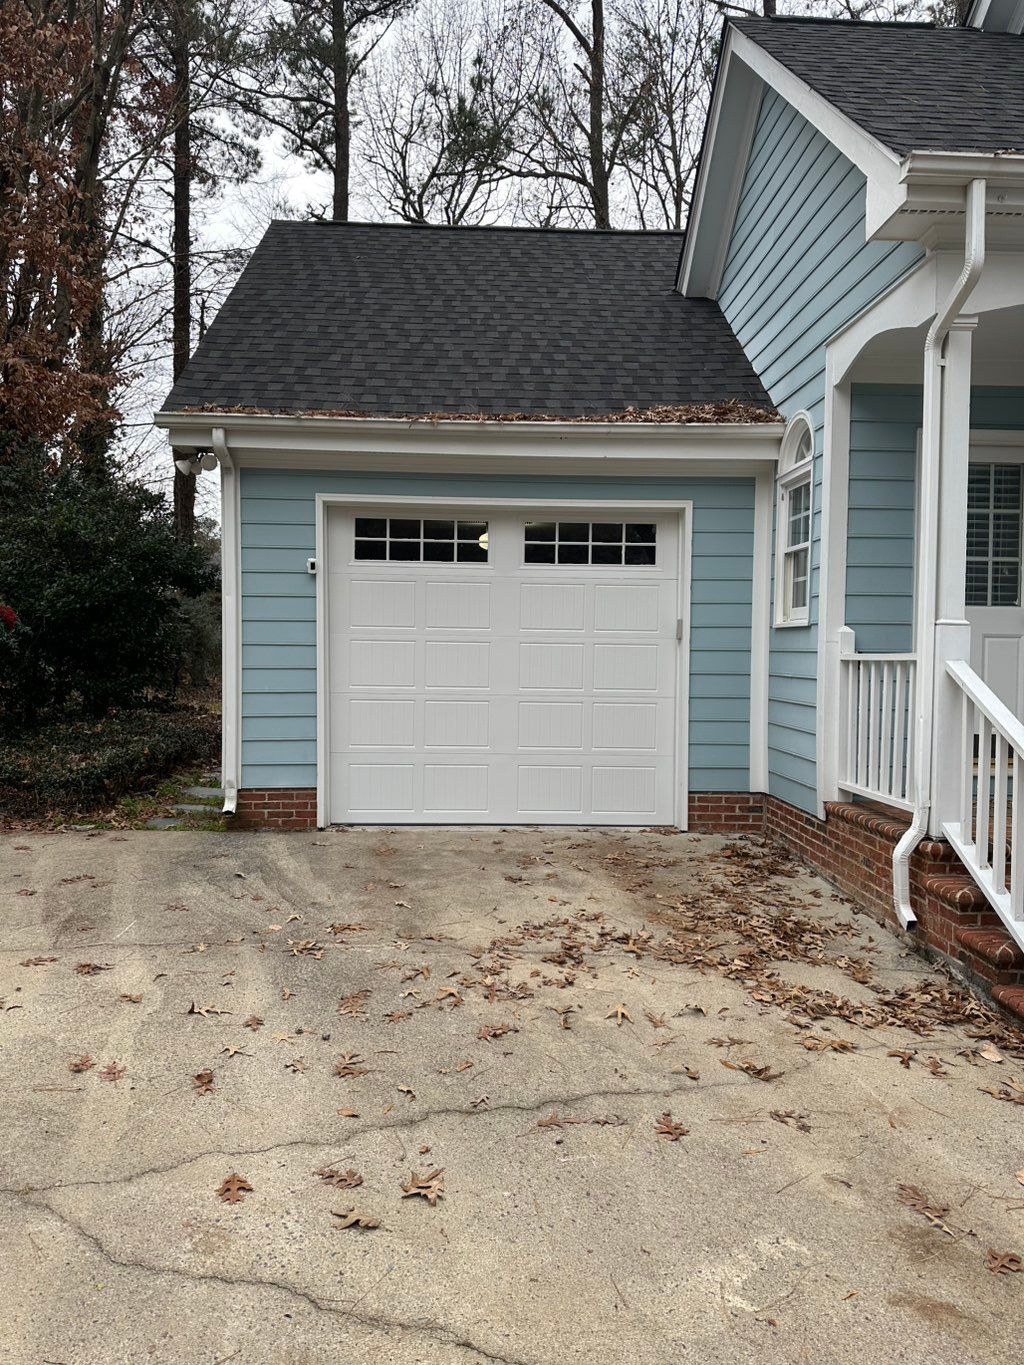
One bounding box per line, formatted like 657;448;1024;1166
719;86;922;812
239;469;756;794
844;385;1024;655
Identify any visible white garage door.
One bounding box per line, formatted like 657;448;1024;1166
324;506;684;825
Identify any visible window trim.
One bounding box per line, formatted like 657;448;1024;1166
775;414;814;628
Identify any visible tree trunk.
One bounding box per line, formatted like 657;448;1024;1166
332;0;350;220
589;0;610;229
171;0;196;544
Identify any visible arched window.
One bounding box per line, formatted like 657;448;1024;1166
776;415;814;626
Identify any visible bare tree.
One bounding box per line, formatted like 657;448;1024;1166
243;0;415;221
610;0;715;229
360;0;535;224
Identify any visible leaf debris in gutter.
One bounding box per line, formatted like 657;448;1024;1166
176;400;781;425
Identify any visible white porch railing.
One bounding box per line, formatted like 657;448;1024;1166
838;633;916;812
942;659;1024;952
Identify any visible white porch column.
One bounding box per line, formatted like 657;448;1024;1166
929;316;977;836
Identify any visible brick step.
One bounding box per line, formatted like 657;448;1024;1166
824;802;962;864
922;873;990;915
955;925;1024;970
992;985;1024;1024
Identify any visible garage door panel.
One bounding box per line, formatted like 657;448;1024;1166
349;578;416;628
349;639;416;688
520;642;585;690
519;583;586;631
327;508;684;824
593;584;661;633
518;700;584;750
424;700;490;748
424;640;490;689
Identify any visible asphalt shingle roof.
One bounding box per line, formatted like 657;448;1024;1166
162;222;773;418
735;17;1024;156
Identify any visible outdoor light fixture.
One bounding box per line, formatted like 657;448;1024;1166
172;448;218;476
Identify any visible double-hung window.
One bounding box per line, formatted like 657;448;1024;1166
776;416;813;626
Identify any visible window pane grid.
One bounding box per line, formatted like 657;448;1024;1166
966;464;1023;607
779;472;812;623
524;521;656;566
354;517;488;563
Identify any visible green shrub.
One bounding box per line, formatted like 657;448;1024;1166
0;705;220;815
0;440;217;720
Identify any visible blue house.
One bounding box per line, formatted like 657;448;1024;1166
158;10;1024;992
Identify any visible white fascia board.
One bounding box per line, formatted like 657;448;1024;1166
678;34;761;298
155;412;782;476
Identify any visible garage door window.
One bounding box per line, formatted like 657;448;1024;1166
354;517;489;563
524;521;657;566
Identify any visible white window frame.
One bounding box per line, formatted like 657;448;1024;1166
775;414;814;628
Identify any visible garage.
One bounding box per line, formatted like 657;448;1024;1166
320;502;689;826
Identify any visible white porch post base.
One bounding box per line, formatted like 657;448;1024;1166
931;621;973;836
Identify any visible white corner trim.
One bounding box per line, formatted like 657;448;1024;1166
313;494;694;832
750;470;773;794
815;374;851;818
212;426;241;816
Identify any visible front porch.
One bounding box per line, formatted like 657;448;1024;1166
822;279;1024;968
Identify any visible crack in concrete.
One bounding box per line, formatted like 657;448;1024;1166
3;1190;532;1365
1;1074;763;1197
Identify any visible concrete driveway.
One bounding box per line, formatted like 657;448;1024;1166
2;826;1023;1364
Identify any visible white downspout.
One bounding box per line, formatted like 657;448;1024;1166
892;178;986;925
212;426;240;816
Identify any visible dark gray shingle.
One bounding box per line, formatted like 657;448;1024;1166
735;17;1024;156
162;223;772;417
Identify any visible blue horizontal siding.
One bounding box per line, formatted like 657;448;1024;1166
845;384;1024;654
719;85;923;813
239;469;758;796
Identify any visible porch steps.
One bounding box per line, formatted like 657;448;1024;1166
820;802;1024;1026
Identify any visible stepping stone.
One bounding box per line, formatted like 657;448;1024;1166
146;817;182;830
183;786;223;800
172;803;220;815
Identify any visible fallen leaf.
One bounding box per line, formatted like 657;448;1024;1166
193;1069;215;1095
477;1022;516;1042
187;1002;231;1019
655;1112;689;1141
69;1054;95;1073
119;993;142;1004
400;1168;445;1205
332;1207;380;1230
285;1057;307;1074
980;1043;1004;1064
606;1004;633;1027
888;1050;916;1069
721;1058;783;1082
897;1184;955;1236
271;1032;295;1044
75;962;112;976
645;1011;667;1029
986;1249;1023;1275
771;1110;811;1133
338;990;370;1018
337;1107;360;1118
398;1084;416;1101
221;1045;248;1059
333;1052;369;1078
20;956;57;967
217;1173;253;1204
99;1061;126;1082
315;1165;363;1188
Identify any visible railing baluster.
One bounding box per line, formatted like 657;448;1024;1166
880;662;894;799
977;713;991;868
960;691;974;835
857;662;869;789
1011;750;1024;926
867;662;880;793
993;734;1008;896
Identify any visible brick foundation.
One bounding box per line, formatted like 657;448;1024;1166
687;791;766;834
235;788;317;830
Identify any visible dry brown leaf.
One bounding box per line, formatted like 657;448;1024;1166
285;1057;307;1074
20;956;57;967
187;1002;231;1018
119;992;142;1004
69;1054;95;1073
99;1061;126;1082
888;1050;916;1069
897;1184;955;1236
243;1015;263;1030
337;1107;360;1118
193;1069;215;1095
221;1045;247;1058
400;1168;445;1204
338;990;370;1018
477;1022;516;1042
721;1058;784;1082
315;1165;363;1188
606;1004;633;1027
987;1249;1023;1274
333;1052;369;1078
771;1110;811;1133
332;1207;380;1230
217;1173;253;1204
75;962;112;976
655;1112;689;1141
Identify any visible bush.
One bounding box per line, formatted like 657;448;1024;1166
0;704;220;816
0;440;217;721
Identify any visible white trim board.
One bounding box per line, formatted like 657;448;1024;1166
314;494;694;832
